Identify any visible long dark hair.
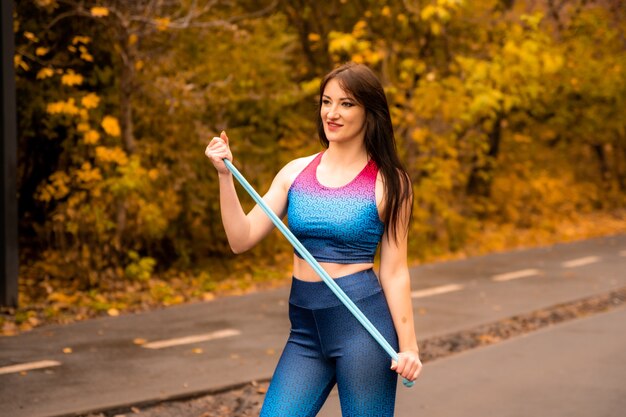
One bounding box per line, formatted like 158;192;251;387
317;62;412;242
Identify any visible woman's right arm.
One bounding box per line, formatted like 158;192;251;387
205;131;292;254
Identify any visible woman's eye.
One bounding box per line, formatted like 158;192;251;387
342;102;354;107
322;99;331;105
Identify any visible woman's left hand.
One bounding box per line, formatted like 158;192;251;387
391;349;423;382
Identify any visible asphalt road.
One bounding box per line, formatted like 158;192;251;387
319;306;626;417
1;234;625;417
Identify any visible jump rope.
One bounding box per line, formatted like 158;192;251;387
223;158;414;388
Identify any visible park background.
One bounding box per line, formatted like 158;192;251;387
5;0;626;334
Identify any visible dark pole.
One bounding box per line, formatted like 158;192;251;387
1;1;18;308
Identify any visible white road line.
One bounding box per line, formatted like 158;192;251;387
142;329;241;349
492;269;540;282
411;284;464;299
562;256;600;268
0;360;61;375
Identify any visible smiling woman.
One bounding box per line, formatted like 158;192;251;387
320;79;367;145
205;62;421;417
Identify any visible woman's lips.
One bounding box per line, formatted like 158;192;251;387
326;121;342;131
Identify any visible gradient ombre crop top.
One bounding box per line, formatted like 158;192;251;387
287;152;385;264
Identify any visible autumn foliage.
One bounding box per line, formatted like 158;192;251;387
9;0;626;328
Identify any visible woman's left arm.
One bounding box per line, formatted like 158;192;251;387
378;191;423;382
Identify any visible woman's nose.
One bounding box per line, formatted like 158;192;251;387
327;106;339;119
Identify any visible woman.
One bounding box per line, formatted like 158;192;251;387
205;62;422;416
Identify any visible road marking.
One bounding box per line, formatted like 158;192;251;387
492;269;540;282
0;360;61;375
562;256;600;268
411;284;464;299
142;329;241;349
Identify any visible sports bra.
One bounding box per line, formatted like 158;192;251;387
287;152;385;264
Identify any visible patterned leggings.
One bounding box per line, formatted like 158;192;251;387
260;269;399;417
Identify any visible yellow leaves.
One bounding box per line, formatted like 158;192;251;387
138;202;169;237
411;128;429;145
541;52;563;74
148;169;159;181
62;347;73;354
14;55;29;71
81;93;100;109
299;77;321;95
420;5;444;22
23;31;38;42
95;146;129;165
328;20;380;64
308;33;321;42
61;70;83;86
101;116;121;137
79;46;94;62
83;130;101;145
381;6;391;17
47;99;80;115
400;58;427;78
512;133;531;143
154;17;170;31
35;47;49;56
90;7;109;17
420;0;460;36
352;20;367;38
135;60;144;71
328;31;356;54
35;0;58;8
107;308;120;316
430;22;442;36
75;162;102;184
128;34;138;46
37;171;71;202
36;67;54;79
520;12;544;30
72;36;91;45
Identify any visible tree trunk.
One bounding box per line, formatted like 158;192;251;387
466;116;502;198
592;143;611;185
119;59;136;154
116;44;135;250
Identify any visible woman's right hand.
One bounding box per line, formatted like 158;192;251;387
205;131;233;176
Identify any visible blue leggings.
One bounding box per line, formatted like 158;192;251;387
260;269;399;417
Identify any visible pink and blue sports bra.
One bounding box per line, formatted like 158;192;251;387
287;152;385;264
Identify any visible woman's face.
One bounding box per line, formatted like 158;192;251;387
320;78;366;145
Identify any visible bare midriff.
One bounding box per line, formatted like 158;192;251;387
292;255;374;281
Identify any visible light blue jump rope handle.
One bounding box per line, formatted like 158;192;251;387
223;159;414;388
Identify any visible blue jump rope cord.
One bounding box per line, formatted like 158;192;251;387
223;159;414;388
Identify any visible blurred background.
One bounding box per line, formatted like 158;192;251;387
7;0;626;333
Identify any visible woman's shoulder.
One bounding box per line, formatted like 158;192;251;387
278;153;319;177
275;152;321;189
